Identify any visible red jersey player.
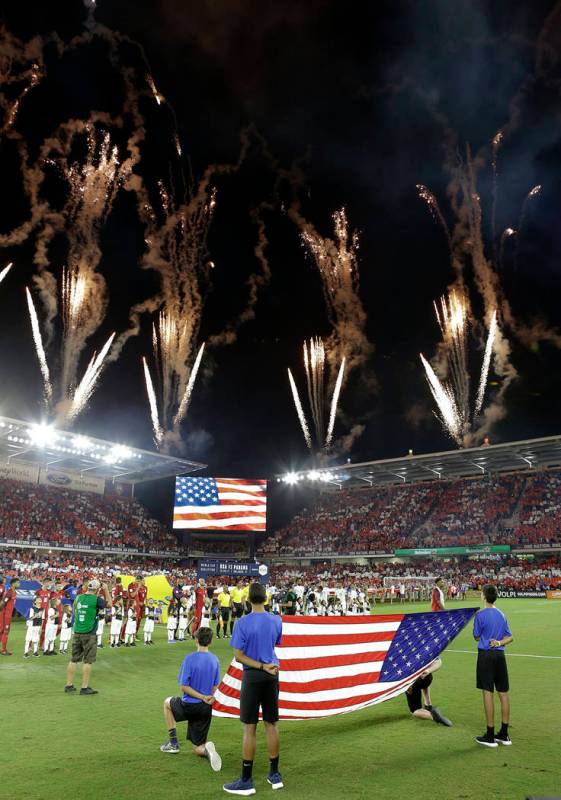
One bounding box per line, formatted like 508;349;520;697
192;578;206;636
0;577;20;655
35;581;55;647
431;578;446;612
135;578;147;636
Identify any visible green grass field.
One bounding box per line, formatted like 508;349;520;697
1;599;560;800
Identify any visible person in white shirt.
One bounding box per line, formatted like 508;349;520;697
143;599;156;645
125;606;137;646
167;599;178;644
43;600;58;655
59;605;72;653
177;599;189;641
110;601;124;647
24;599;43;657
96;607;106;648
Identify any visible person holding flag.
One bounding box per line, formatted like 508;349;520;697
223;581;283;796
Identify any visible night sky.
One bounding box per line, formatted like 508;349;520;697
2;1;561;527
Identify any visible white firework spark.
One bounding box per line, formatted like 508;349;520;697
25;287;52;406
475;310;498;415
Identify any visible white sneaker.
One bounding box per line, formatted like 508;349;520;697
205;741;222;771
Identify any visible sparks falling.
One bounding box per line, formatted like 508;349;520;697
25;287;52;407
420;290;499;445
0;262;13;285
143;356;163;447
66;332;115;424
288;338;346;453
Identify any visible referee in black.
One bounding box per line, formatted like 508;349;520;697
223;582;283;796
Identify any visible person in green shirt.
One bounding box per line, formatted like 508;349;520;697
64;579;110;696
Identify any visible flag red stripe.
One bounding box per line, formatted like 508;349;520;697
217;479;267;486
278;690;390;711
279;632;395;647
190;523;266;531
279;673;382;694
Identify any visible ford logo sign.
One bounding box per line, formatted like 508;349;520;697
47;473;72;486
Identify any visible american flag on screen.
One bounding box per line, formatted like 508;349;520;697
213;608;476;720
173;476;267;531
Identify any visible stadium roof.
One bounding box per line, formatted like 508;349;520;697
0;415;205;485
277;434;561;489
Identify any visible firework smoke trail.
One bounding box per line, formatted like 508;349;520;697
514;185;542;272
416;184;452;252
25;287;52;406
491;131;504;263
419;353;462;444
288;367;312;451
172;342;206;430
499;228;516;271
66;332;115;423
300;208;372;378
143;357;163;446
434;288;470;429
475;310;498;416
326;357;346;447
0;262;13;285
130;178;215;447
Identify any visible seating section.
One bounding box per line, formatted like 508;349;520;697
260;469;561;556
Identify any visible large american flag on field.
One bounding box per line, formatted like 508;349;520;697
213;608;476;719
173;476;267;531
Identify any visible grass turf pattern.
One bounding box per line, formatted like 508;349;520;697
1;598;560;800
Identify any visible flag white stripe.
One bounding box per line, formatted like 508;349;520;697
281;621;400;636
275;641;392;659
221;673;398;703
279;661;384;682
215;482;267;492
174;504;267;514
215;492;267;501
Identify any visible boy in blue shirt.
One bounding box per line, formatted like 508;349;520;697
160;627;222;771
223;582;283;796
473;584;513;748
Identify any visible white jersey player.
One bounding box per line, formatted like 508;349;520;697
43;603;58;654
125;607;137;645
24;601;44;657
59;606;72;653
143;601;156;645
110;601;124;647
96;607;106;647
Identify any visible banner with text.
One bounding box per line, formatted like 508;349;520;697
197;559;269;584
395;545;511;557
0;461;39;484
498;589;546;599
39;467;105;495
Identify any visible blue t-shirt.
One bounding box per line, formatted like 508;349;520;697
473;606;512;650
177;651;220;704
230;611;283;669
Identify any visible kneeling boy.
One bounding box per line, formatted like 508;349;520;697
160;626;222;771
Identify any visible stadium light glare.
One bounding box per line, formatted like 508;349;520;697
111;444;132;461
28;424;57;448
284;472;298;485
307;470;320;480
74;435;90;451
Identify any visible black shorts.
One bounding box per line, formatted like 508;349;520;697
169;697;212;745
219;608;230;622
240;669;279;725
476;649;509;693
233;603;244;619
406;673;433;713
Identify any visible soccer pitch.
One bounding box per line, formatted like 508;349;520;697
1;599;560;800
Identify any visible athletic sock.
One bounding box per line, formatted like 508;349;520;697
269;756;279;774
168;728;178;746
486;726;494;738
242;760;253;781
499;723;508;737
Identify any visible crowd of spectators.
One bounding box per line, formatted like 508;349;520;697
260;469;561;556
0;478;179;553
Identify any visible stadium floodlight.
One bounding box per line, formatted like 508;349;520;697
307;470;320;480
28;423;57;448
105;444;132;464
284;472;299;485
74;435;90;452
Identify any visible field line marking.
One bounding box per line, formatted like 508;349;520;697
448;649;561;660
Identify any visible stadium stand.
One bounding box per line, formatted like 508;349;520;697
0;478;179;553
260;468;561;556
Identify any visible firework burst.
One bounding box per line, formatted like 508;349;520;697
288;337;346;453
